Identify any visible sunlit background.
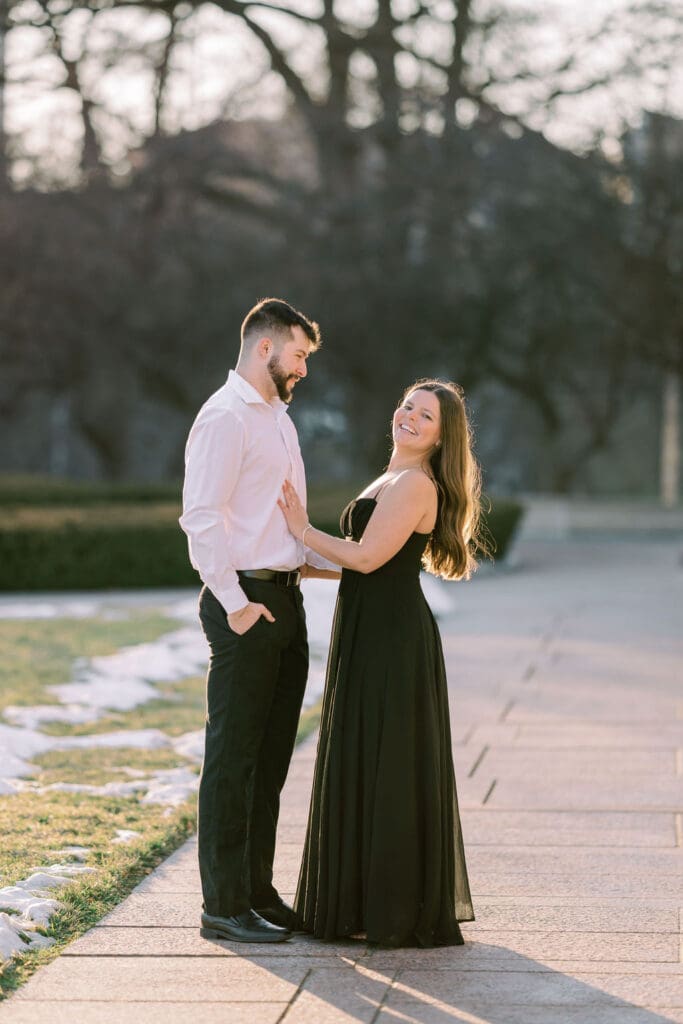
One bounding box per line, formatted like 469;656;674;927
2;6;682;997
1;0;681;500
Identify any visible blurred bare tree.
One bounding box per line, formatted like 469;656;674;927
1;0;681;487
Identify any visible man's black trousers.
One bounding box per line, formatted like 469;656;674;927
197;580;308;917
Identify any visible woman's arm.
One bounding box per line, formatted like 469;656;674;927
279;473;436;574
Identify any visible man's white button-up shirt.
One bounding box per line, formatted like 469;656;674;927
180;370;333;614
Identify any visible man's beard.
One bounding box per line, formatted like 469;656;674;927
267;353;297;403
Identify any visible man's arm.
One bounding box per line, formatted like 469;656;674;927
301;564;342;580
303;549;341;575
179;407;249;614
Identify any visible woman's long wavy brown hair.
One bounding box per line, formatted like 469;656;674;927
399;379;492;580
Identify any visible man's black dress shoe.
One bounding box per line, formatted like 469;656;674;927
200;909;291;943
254;898;303;931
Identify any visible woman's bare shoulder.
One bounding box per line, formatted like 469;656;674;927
383;469;438;507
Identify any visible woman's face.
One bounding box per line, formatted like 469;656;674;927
392;389;442;455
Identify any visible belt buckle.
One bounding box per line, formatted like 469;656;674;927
286;570;300;586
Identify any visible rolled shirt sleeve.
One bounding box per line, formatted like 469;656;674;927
304;547;341;573
179;408;249;614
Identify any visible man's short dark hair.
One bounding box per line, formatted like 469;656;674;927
241;298;321;351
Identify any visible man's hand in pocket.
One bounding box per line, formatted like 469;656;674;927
227;601;275;636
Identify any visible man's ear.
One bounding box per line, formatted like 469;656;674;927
257;336;272;359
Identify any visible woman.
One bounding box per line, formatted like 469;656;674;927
278;379;486;948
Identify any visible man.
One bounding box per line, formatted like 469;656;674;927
180;297;334;943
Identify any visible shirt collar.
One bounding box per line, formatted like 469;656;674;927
227;369;289;417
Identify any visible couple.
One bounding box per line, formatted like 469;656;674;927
180;297;480;949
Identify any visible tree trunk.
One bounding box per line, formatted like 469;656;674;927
660;369;680;507
0;0;8;187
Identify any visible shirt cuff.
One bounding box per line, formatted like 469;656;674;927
305;550;340;572
214;581;249;615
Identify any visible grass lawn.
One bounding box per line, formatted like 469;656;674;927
0;791;195;996
0;611;321;998
32;745;193;785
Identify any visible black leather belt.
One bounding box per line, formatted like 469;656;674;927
238;569;301;587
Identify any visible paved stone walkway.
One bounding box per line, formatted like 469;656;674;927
2;534;682;1023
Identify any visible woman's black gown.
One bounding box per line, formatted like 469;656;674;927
295;495;475;947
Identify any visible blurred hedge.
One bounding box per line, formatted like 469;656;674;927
0;507;335;591
0;475;181;506
0;480;523;591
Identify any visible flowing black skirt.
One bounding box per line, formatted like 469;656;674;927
295;532;474;948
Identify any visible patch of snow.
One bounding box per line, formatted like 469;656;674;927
51;627;208;712
112;829;141;845
0;888;63;925
0;860;97;963
0;599;104;620
0;586;339;808
99;780;150;797
53;846;90;861
27;864;97;880
161;596;201;623
0;778;25;795
51;676;160;714
16;872;74;892
0;912;55;960
37;782;100;796
140;767;199;806
0;751;40;779
37;767;199;803
172;730;204;762
0;722;54;760
55;729;172;751
40;779;147;798
4;703;99;729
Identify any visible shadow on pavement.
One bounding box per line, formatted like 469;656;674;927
236;938;683;1023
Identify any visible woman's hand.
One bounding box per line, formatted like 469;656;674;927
277;479;310;540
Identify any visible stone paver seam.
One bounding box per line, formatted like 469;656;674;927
460;725;477;745
276;965;313;1024
367;967;398;1024
498;699;515;722
467;744;489;778
481;779;497;804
